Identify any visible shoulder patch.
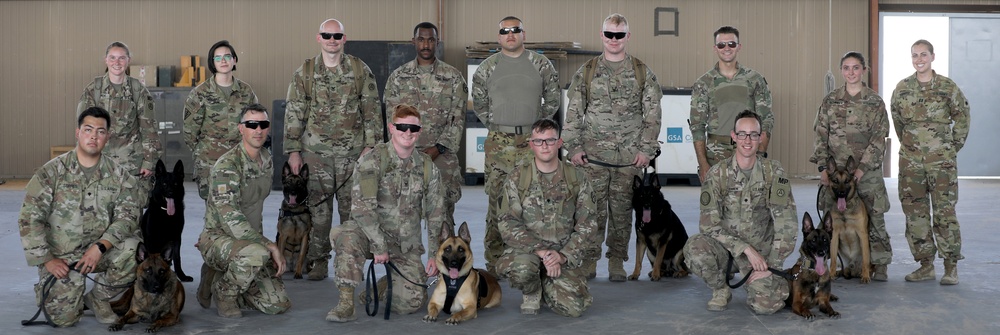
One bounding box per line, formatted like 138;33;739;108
778;177;788;184
700;191;712;206
216;183;228;194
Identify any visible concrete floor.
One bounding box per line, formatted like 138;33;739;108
1;178;998;334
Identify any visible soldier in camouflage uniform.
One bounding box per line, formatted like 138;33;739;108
498;119;597;317
285;19;384;280
77;41;162;213
384;22;466;230
184;40;259;200
890;40;970;285
198;104;290;318
19;107;141;327
563;13;662;281
689;26;773;181
326;105;445;322
683;111;796;314
472;16;560;274
810;52;892;281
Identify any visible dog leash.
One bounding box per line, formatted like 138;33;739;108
583;149;662;169
22;261;135;327
363;260;429;320
724;252;795;289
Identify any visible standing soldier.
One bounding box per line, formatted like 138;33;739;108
563;13;662;281
683;111;796;314
198;104;290;318
472;16;560;274
285;18;384;280
77;41;162;211
19;107;141;327
384;22;467;229
689;26;773;181
326;105;445;322
891;39;970;285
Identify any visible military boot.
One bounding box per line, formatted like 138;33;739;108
326;286;357;322
197;263;218;308
520;290;541;315
583;259;597;280
608;258;627;282
940;259;959;285
213;284;243;318
707;287;732;311
904;259;935;282
307;260;329;281
83;290;117;324
873;264;888;282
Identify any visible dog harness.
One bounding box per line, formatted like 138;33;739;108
441;269;490;314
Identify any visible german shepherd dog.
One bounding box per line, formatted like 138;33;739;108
786;212;840;319
628;175;689;281
826;156;871;283
109;243;185;333
276;162;311;279
142;159;192;282
424;222;502;325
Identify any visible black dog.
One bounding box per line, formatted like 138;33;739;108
109;242;185;333
276;162;311;279
142;159;191;282
628;175;689;281
785;212;840;319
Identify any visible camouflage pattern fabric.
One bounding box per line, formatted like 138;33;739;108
482;131;532;267
705;135;736;168
890;71;970;262
683;234;786;314
330;224;427;314
302;154;355;265
183;75;259;199
811;84;892;265
689;63;772;165
19;151;141;327
384;58;467;229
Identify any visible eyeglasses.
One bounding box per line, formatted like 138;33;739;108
320;32;346;40
393;123;422;133
106;55;129;62
530;138;559;146
716;41;739;49
735;132;761;141
213;54;233;62
603;31;627;40
499;27;523;35
241;120;270;130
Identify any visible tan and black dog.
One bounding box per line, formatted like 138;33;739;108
424;222;502;325
276;162;311;279
109;243;185;333
826;156;872;283
786;212;840;319
628;175;689;281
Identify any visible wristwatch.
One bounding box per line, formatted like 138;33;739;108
94;242;107;254
818;165;827;173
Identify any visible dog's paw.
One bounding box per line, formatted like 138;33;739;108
293;273;303;279
109;323;124;332
827;311;841;319
422;315;437;323
146;325;160;333
649;274;662;281
673;270;689;278
829;294;839;301
627;274;639;281
444;317;462;325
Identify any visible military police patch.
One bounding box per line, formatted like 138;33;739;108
778;177;788;184
368;83;376;91
216;183;228;194
700;191;711;206
777;188;785;197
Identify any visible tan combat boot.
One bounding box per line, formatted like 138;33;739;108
326;286;357;322
307;260;329;281
196;263;218;308
608;258;626;282
707;287;732;311
520;290;541;315
940;259;959;285
873;264;888;282
83;290;117;324
904;259;935;282
583;259;597;280
214;290;242;318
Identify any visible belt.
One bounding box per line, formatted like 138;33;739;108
708;134;735;145
490;124;531;135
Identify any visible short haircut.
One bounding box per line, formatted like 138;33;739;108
106;41;130;57
413;22;438;38
319;18;344;32
841;51;867;69
207;40;238;74
499;16;522;26
733;110;761;132
240;103;268;120
604;13;628;31
714;26;740;43
531;118;560;136
392;104;421;122
912;39;935;54
78;106;112;129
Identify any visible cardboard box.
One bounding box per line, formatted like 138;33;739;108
197;67;207;85
129;65;157;87
180;55;202;68
174;67;194;87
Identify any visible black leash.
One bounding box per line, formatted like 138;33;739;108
725;252;795;289
363;260;429;320
583;149;662;169
22;261;135;327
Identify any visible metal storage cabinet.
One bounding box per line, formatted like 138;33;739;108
149;87;194;178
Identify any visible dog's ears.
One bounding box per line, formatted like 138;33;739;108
822;212;834;233
299;164;310;179
136;242;148;263
648;174;660;188
846;155;858;173
458;221;472;244
155;159;167;176
161;244;174;261
633;175;643;190
439;221;454;243
283;162;292;178
172;160;184;179
826;157;837;174
802;212;815;234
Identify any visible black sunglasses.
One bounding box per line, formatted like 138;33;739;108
499;27;523;35
603;31;627;40
241;120;270;130
716;41;739;49
320;32;346;40
393;123;422;132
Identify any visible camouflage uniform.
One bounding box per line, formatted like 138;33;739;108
183;75;259;200
472;51;560;270
384;58;467;229
77;74;163;211
890;71;970;262
563;54;662;264
683;156;797;314
330;143;445;314
810;84;892;265
18;151;141;327
496;161;598;317
285;54;384;268
689;63;773;165
198;144;290;314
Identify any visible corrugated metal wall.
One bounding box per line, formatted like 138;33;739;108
0;0;989;178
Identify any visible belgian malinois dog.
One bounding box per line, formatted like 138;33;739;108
628;175;689;281
276;162;311;279
424;222;502;325
826;156;872;283
109;243;185;333
786;212;840;319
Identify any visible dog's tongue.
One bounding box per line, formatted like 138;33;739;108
166;198;176;216
288;195;297;205
837;198;847;212
642;209;651;223
449;268;459;279
814;256;827;276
